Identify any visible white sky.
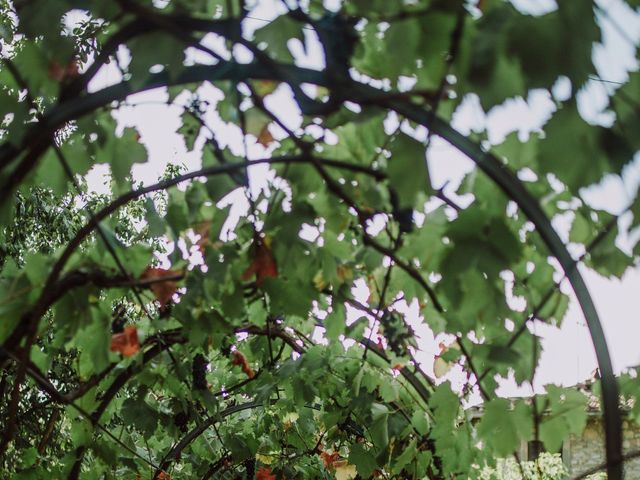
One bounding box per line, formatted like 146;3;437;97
81;0;640;398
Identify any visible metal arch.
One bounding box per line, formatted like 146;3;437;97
379;97;623;480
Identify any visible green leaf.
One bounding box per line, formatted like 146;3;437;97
487;345;521;364
570;210;592;244
537;106;609;190
12;42;57;96
430;382;459;429
91;440;117;466
492;131;539;170
70;417;93;447
178;110;203;151
30;345;50;373
243;107;271;138
324;302;345;341
202;148;240;200
323;114;386;165
122;244;154;278
35;137;94;195
23;252;50;285
457;9;526;110
539;416;566;454
507;2;599;90
121;397;159;439
392;438;417;474
370;403;390;450
388;133;430;208
96;127;148;189
54;286;92;337
128;32;185;87
349;443;377;478
253;14;305;62
0;12;14;44
144;198;165;237
166;190;189;235
263;277;314;318
76;306;110;378
477;398;530;457
379;379;399;403
352;368;364;397
413;13;458;89
539;386;588;452
537;290;570;326
384;19;420;77
411;410;429;436
21;447;38;468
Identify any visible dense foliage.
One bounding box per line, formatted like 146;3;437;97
0;0;639;479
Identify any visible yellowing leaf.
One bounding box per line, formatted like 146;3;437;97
336;264;353;283
433;341;459;378
334;460;357;480
313;271;327;291
256;453;274;465
253;80;279;97
433;356;452;378
283;411;298;431
283;411;299;424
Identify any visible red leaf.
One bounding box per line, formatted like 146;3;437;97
320;451;341;470
195;221;211;255
48;62;65;81
110;326;140;357
48;60;79;82
231;351;255;379
256;466;276;480
242;240;277;286
257;125;275;147
65;60;79;78
140;267;181;307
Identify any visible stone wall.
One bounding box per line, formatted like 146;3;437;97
565;417;640;478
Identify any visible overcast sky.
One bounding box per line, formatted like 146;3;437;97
81;0;640;398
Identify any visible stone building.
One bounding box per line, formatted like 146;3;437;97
516;377;640;479
561;416;640;478
471;373;640;478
